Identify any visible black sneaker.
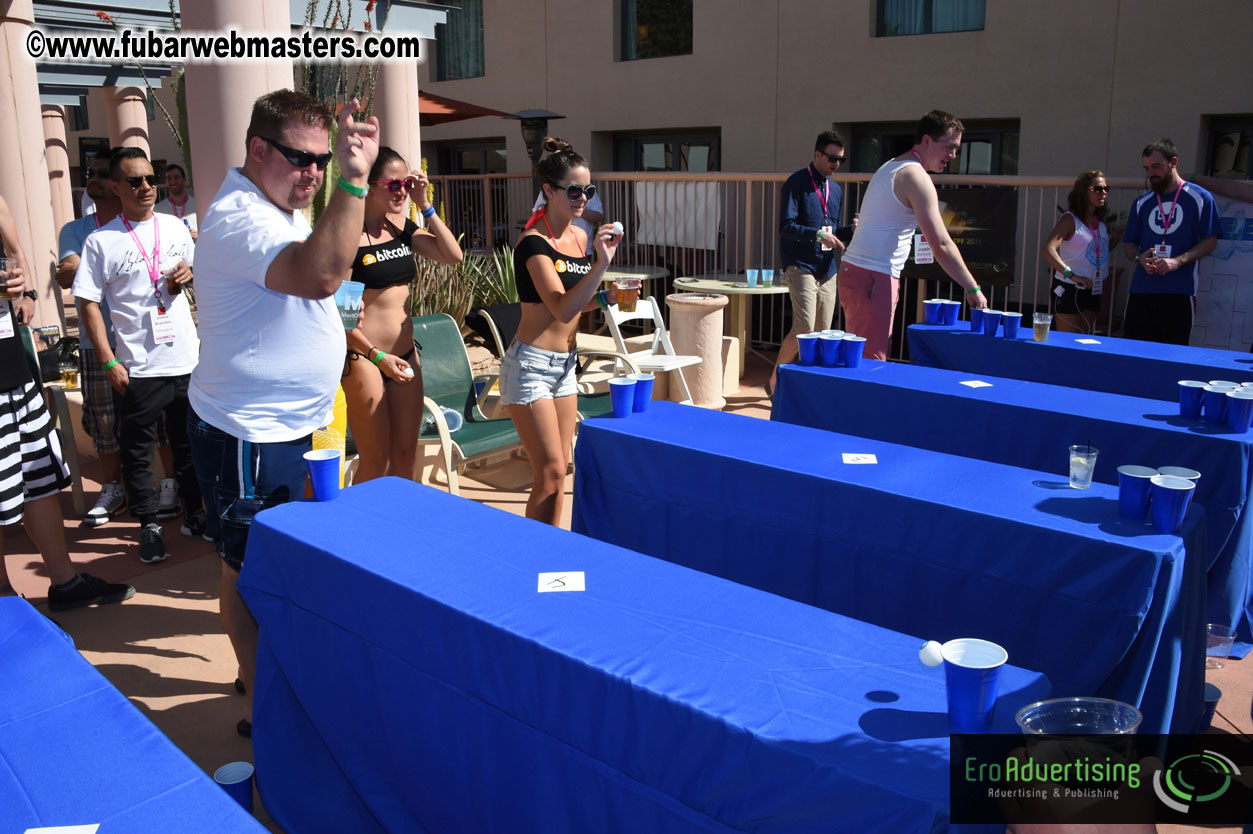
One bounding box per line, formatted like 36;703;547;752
139;522;166;564
180;509;214;542
47;573;136;612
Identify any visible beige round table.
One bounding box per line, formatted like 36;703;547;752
674;274;789;377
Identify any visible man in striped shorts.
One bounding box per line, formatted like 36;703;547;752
0;195;134;611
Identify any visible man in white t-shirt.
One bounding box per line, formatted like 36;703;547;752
73;148;202;566
187;90;379;737
154;163;197;241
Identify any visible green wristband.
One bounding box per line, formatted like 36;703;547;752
102;358;119;370
337;176;368;198
965;285;982;295
371;349;385;366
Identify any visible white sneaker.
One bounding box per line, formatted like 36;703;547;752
155;477;181;520
85;482;126;526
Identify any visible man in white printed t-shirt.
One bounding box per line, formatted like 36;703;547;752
153;163;197;241
187;90;379;738
73;148;203;566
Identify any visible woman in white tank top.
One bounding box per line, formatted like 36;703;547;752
1041;170;1120;334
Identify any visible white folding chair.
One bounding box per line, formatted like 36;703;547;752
605;298;702;405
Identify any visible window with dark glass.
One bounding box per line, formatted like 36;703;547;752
435;0;485;81
877;0;985;37
1206;117;1252;180
612;131;719;172
621;0;693;60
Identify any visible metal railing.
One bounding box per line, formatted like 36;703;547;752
427;172;1149;360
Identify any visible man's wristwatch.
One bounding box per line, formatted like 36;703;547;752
22;289;37;301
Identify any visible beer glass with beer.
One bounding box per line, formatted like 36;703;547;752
59;361;79;389
0;257;17;299
617;277;641;313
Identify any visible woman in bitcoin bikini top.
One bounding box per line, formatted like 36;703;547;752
501;138;623;526
343;146;462;482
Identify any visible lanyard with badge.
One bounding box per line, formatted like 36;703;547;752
809;165;835;251
1151;184;1182;262
122;216;176;345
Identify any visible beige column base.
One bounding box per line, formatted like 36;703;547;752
665;292;728;409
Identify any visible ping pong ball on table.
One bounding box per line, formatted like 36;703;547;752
919;640;944;666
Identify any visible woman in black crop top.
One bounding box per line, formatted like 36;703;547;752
502;138;623;526
342;147;462;483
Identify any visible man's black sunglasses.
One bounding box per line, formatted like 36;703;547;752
820;151;847;165
260;136;333;170
121;174;159;189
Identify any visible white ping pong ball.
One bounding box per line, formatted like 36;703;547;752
610;221;624;236
919;640;944;667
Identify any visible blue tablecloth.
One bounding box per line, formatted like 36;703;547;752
772;358;1252;655
908;323;1253;401
0;597;264;832
238;478;1049;834
572;403;1207;735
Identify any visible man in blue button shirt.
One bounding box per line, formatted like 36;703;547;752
771;131;853;393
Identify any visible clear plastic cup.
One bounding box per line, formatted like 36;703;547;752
1068;444;1098;489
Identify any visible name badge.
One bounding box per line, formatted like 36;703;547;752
1153;244;1172;259
914;234;935;265
151;309;176;345
0;303;14;340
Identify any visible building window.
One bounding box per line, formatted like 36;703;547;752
1206;117;1252;180
877;0;985;37
436;140;506;175
850;120;1017;175
144;94;155;122
435;0;485;81
621;0;692;61
613;131;719;172
67;105;89;132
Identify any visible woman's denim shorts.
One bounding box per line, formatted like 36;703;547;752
499;340;579;406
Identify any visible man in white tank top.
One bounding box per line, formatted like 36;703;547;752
839;111;987;360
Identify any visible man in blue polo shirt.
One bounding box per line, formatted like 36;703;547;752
1122;138;1221;345
770;130;853;393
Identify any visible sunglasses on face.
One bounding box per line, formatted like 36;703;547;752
1089;185;1110;193
121;174;159;189
370;177;420;195
820;151;846;165
562;184;597;201
85;168;109;182
260;136;333;170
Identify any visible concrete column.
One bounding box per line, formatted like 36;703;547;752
181;0;294;206
0;0;64;330
374;58;422;170
104;86;150;152
665;292;728;409
42;105;73;232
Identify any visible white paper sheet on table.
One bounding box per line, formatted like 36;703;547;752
961;380;994;388
842;453;878;464
1075;338;1101;344
538;571;586;592
25;826;100;834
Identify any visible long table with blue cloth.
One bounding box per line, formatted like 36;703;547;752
771;357;1252;657
908;322;1253;401
572;402;1207;735
237;477;1049;834
0;597;266;832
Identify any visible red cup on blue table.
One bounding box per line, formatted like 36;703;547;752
628;372;654;412
920;638;1007;732
608;377;636;417
840;335;866;368
1116;465;1156;521
981;309;1002;336
1149;474;1194;534
303;449;341;501
796;332;819;366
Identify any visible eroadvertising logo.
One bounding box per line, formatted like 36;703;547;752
951;734;1252;826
